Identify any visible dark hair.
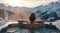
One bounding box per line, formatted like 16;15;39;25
29;13;36;22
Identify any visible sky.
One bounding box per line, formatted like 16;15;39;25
0;0;59;8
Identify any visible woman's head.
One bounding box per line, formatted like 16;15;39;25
29;13;36;22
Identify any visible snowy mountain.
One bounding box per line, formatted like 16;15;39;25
0;2;60;21
34;2;60;21
0;3;32;12
0;3;32;21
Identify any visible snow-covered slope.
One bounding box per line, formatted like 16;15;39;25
34;2;60;21
0;3;31;21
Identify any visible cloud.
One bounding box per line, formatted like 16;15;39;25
0;0;59;7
